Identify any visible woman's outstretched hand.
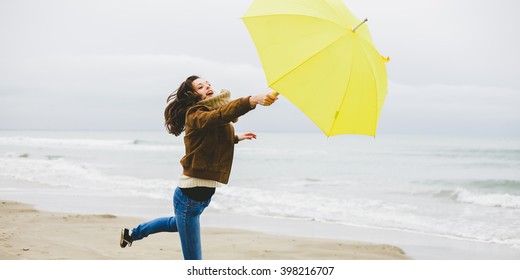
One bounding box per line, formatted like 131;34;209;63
237;132;257;142
250;92;278;107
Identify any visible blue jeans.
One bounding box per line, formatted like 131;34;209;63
130;187;211;260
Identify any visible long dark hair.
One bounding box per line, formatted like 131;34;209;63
164;75;202;136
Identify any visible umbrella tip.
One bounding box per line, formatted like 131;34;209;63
352;18;368;33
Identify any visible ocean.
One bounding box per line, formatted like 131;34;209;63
1;130;519;257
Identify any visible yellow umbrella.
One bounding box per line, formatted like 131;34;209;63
242;0;389;136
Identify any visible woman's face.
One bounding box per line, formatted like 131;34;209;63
192;78;214;100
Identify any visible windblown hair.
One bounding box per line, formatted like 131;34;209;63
164;75;202;136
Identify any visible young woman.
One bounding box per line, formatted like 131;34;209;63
120;75;277;260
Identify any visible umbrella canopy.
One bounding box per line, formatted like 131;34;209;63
242;0;389;136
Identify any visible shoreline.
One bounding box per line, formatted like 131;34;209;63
0;200;408;260
1;179;519;260
202;211;520;260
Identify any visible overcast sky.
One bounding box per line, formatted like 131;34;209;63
1;0;519;136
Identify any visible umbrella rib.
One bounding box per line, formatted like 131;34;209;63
328;38;354;136
362;44;381;134
331;39;381;136
356;37;384;134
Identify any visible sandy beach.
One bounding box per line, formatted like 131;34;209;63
0;200;408;260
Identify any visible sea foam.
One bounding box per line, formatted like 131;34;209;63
452;187;520;209
0;156;173;200
0;136;182;152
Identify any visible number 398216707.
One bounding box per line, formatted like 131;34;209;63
279;266;334;276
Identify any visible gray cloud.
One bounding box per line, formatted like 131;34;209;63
1;0;519;135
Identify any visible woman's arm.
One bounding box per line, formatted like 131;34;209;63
187;97;253;129
187;92;278;130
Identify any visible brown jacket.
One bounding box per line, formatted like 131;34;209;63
180;96;254;184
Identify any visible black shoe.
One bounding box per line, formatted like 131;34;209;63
120;228;133;248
